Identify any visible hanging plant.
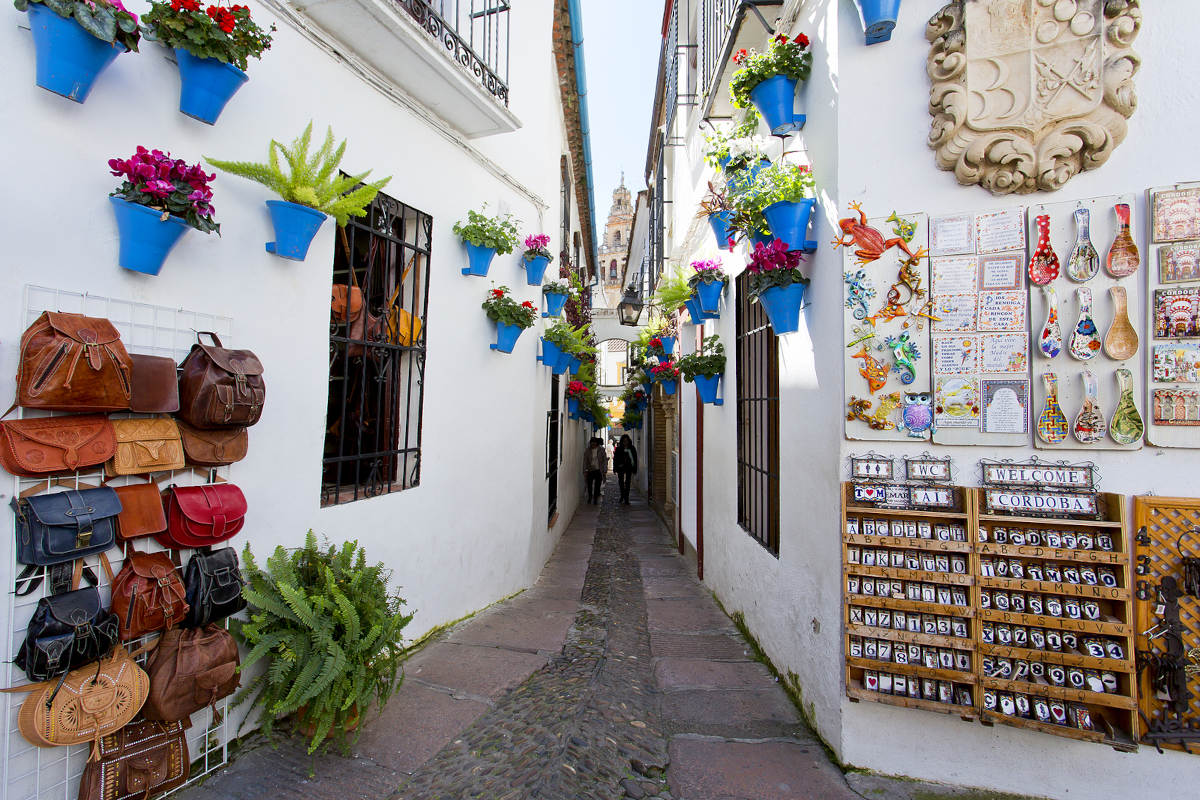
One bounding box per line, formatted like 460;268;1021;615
453;205;521;254
676;335;726;381
746;239;810;334
729;33;813;110
481;286;538;329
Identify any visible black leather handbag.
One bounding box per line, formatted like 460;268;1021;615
183;547;246;627
12;487;120;566
14;566;119;681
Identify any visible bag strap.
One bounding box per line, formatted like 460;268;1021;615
197;332;223;348
337;227;364;289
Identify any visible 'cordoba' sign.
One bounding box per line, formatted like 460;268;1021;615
984;489;1098;517
981;462;1095;490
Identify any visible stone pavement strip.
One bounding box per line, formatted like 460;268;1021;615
176;481;1021;800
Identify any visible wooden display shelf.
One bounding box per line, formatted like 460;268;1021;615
981;710;1107;745
978;514;1125;529
847;656;975;685
981;676;1136;710
847;682;977;720
976;542;1127;564
849;593;974;618
978;608;1130;636
978;574;1129;600
848;564;974;586
846;504;969;521
846;532;973;553
848;623;977;651
978;642;1131;672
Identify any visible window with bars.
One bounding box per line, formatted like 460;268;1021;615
322;189;432;506
735;272;780;555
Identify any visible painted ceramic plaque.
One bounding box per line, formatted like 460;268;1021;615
1158;241;1200;283
980;460;1095;489
1152;187;1200;242
1153;343;1200;383
1153;388;1200;426
926;0;1142;194
1153;287;1200;339
851;455;894;480
984;488;1098;517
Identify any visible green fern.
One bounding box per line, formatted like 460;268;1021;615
237;532;413;755
206;122;392;227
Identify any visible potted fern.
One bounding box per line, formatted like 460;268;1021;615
481;286;537;353
236;532;413;754
651;270;692;345
207;123;391;261
453;205;520;277
677;335;726;406
17;0;140;102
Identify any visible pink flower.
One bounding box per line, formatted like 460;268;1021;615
144;179;175;198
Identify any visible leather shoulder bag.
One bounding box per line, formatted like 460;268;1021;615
106;417;185;476
113;482;167;541
128;354;180;414
141;625;239;722
183;547;246;627
176;419;248;467
8;645;148;754
12;486;121;566
157;484;246;549
78;719;190;800
0;415;116;477
108;550;188;641
15;312;132;412
177;333;265;429
13;561;119;681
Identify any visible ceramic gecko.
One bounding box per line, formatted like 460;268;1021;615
852;345;890;393
887;211;917;243
843;269;876;320
868;283;908;325
846;392;901;431
884;332;920;385
833;202;928;266
896;392;935;439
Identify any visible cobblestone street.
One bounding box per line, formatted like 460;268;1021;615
175;482;987;800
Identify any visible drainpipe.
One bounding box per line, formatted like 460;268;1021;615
695;325;704;580
566;0;599;270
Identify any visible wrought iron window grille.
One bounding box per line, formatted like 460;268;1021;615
399;0;511;106
735;272;780;555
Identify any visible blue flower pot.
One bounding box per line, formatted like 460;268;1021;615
567;397;580;416
539;338;563;368
660;379;678;396
763;199;818;253
109;197;190;275
264;200;327;260
543;291;568;317
175;49;248;125
684;297;705;326
749;74;806;136
693;374;724;406
26;4;122;102
569;356;582;375
749;230;775;250
642;382;653;396
490;321;524;353
709;211;734;250
555;350;572;375
659;336;676;355
463;242;496;276
859;0;901;45
757;282;807;335
696;280;725;314
525;255;550;285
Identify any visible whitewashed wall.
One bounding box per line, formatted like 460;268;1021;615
0;0;583;711
668;0;1200;796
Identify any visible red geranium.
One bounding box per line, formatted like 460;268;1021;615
649;337;662;348
796;32;810;48
492;288;506;298
774;34;788;44
733;48;748;65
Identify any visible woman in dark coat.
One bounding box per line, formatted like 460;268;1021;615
613;434;637;505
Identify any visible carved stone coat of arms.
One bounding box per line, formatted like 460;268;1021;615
927;0;1141;194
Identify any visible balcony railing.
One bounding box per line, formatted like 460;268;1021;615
697;0;782;120
698;0;738;102
399;0;510;106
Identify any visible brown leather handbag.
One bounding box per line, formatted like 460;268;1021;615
177;419;248;467
0;414;115;476
114;482;168;541
78;719;189;800
15;312;132;411
106;417;185;476
157;483;247;549
107;550;189;641
141;625;239;722
177;333;265;429
128;354;180;413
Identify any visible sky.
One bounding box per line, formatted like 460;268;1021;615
580;0;664;215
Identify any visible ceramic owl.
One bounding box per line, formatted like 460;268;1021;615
898;392;935;439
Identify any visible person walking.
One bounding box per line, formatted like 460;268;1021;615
613;434;637;505
583;437;608;504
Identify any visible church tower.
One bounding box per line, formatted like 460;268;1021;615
595;174;633;310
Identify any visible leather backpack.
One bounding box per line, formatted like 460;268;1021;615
107;550;189;641
113;482;168;541
176;419;248;467
157;483;247;549
183;547;246;627
141;625;239;722
177;333;265;429
15;312;132;412
78;719;189;800
0;415;116;477
106;417;185;476
128;354;180;413
13;562;119;681
8;645;148;752
12;486;121;567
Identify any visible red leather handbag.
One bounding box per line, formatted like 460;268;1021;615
157;484;246;549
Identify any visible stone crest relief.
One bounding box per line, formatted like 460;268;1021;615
927;0;1141;194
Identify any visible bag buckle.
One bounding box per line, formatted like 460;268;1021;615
75;529;93;548
234;371;248;391
158;576;173;587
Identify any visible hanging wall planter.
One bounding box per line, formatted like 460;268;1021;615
678;335;726;406
538;338;564;369
757;282;807;335
762;198;818;253
522;234;553;285
858;0;901;45
464;243;497;276
567;397;580;417
568;356;582;375
749;230;774;250
749;75;805;135
693;374;723;406
695;280;725;314
23;2;128;103
264;201;327;260
454;205;521;277
543;290;568;317
525;255;550;285
684;297;717;326
659;379;678;396
175;49;248;124
482;287;537;355
490;322;525;353
709;210;734;250
730;33;812;136
659;336;676;355
110;197;191;275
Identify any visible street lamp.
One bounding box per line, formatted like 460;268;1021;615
617;284;643;326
